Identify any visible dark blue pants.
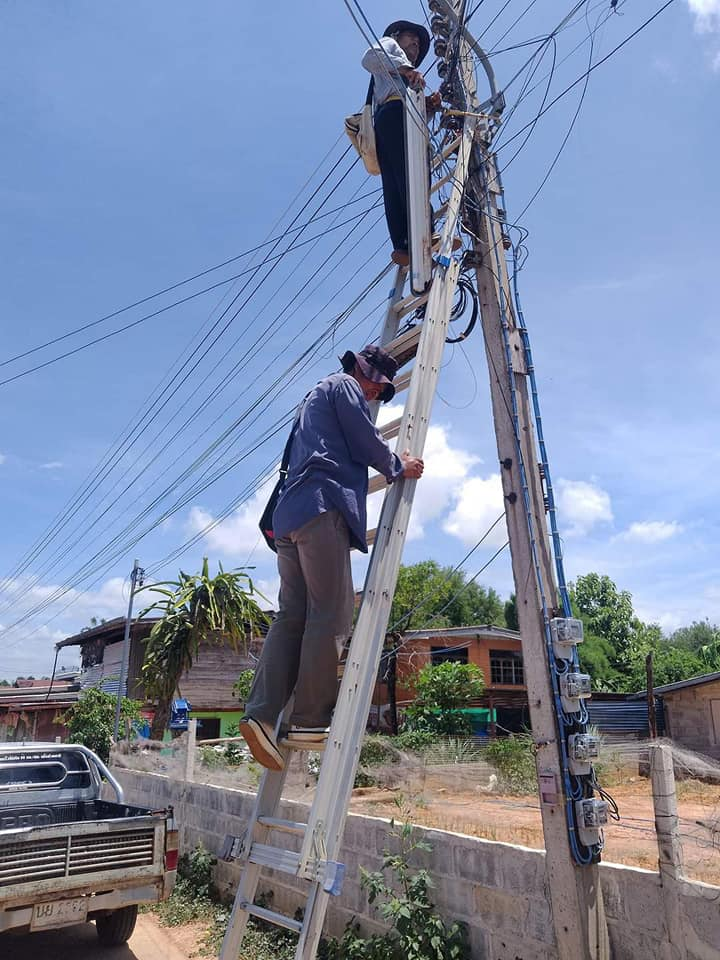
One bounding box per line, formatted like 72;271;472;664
374;100;408;253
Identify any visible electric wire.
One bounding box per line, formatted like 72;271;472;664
0;144;370;610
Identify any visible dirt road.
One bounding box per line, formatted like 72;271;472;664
0;912;202;960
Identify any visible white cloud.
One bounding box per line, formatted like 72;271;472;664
186;475;277;559
0;576;131;679
687;0;720;32
0;453;5;465
556;479;613;537
686;0;720;67
369;407;480;541
40;461;64;470
256;576;280;610
443;473;507;548
620;520;683;544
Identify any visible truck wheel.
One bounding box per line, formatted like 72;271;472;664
95;904;138;946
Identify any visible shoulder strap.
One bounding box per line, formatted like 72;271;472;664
279;390;312;478
365;77;374;105
279;420;298;478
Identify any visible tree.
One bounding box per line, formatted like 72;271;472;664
504;593;518;631
390;560;503;632
627;643;705;691
63;687;141;762
670;620;720;671
80;616;108;633
404;661;485;737
232;669;255;705
572;573;638;671
140;559;268;739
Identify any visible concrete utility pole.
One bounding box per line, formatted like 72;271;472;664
455;10;611;958
113;558;143;740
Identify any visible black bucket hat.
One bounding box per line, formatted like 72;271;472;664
340;344;399;403
384;19;431;67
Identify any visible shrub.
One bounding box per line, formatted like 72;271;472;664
404;662;484;738
392;729;440;753
62;687;141;762
321;808;469;960
485;732;537;793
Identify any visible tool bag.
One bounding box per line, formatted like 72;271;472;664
344;78;380;176
258;419;299;553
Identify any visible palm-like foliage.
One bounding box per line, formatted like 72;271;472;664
139;559;268;738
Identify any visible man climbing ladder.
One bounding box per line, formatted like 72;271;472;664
240;345;424;769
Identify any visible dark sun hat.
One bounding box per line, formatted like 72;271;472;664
340;344;399;403
384;20;431;67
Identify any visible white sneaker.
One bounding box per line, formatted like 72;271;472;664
239;717;284;771
281;726;329;750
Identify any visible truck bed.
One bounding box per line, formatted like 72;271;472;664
0;798;154;831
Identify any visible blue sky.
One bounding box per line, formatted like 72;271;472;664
0;1;718;679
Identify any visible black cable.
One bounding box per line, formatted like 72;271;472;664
514;2;597;219
0;256;390;633
0;144;365;600
0;188;380;372
496;0;676;156
0;208;388;615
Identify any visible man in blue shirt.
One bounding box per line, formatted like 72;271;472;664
240;345;424;770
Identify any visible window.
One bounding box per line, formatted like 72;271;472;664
430;645;468;666
196;717;221;740
490;650;524;686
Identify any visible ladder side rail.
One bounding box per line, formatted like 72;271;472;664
405;88;433;294
219;735;296;960
368;265;409;425
469;133;609;960
297;122;475;887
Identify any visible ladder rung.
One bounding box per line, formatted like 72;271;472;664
432;135;461;168
431;172;452;195
256;816;307;836
385;325;422;367
393;289;430;322
240;900;303;934
433;201;449;221
249;843;302;875
380;417;402;440
393;370;412;394
368;473;387;495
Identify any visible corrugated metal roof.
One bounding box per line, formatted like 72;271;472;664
403;625;521;641
634;671;720;697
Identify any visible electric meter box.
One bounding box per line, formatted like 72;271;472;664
559;672;592;712
575;798;609;846
550;617;584;660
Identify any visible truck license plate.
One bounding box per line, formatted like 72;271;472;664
31;897;88;931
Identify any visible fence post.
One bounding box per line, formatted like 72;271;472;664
649;741;687;959
184;718;197;782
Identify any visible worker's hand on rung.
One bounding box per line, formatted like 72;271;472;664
400;449;424;480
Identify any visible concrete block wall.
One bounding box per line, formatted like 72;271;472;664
113;768;720;959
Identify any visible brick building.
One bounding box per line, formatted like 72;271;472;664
372;624;529;734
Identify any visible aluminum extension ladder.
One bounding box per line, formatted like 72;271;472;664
219;101;477;960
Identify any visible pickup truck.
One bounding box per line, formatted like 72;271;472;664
0;742;177;946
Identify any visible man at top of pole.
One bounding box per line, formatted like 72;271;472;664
361;20;440;267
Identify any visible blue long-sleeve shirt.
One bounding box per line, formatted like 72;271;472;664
272;373;404;552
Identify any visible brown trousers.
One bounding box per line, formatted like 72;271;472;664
245;510;355;728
